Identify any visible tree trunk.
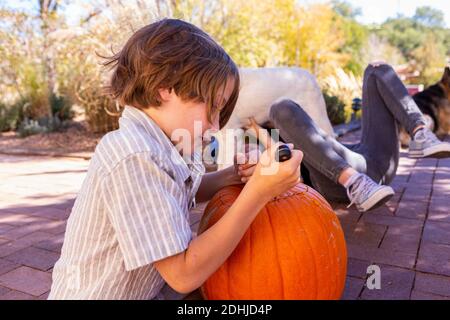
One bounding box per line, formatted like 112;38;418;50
40;0;57;118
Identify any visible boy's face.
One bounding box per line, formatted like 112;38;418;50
157;77;236;157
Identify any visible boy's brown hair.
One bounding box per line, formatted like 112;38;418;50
103;18;240;128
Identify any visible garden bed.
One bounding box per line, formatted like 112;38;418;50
0;121;102;159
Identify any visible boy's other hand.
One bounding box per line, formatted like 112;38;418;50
233;148;260;184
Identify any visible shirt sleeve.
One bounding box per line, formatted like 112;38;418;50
101;152;192;271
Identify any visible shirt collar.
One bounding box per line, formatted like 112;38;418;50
120;106;205;182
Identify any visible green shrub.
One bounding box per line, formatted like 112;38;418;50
323;92;346;125
19;63;51;119
50;93;73;121
0;99;28;132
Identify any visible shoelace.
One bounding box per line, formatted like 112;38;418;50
346;174;375;209
415;129;439;144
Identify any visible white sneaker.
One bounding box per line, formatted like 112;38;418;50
345;173;395;212
409;128;450;158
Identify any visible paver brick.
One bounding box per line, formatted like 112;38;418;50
360;265;415;300
414;272;450;297
0;266;52;296
3;246;59;272
342;277;364;300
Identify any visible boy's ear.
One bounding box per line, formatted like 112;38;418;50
158;88;173;102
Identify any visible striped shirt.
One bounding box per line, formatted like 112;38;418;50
48;106;205;300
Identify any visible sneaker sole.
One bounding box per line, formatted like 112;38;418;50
409;144;450;159
357;187;395;212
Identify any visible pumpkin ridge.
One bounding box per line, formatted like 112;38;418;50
289;194;314;297
288;193;310;298
294;195;320;299
265;205;285;300
310;198;338;299
271;195;303;299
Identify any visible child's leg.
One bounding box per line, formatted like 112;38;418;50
361;63;426;138
357;63;427;184
269;99;395;211
268;99;366;201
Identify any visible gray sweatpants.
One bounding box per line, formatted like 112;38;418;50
269;64;426;202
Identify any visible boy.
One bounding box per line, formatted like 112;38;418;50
48;18;302;299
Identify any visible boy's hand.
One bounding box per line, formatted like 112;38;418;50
246;142;303;201
233;148;260;184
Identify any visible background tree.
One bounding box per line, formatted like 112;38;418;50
332;1;368;75
411;33;447;85
331;0;362;19
413;6;445;28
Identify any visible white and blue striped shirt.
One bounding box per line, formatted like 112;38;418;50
48;106;205;299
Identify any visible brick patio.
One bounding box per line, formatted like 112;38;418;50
0;136;449;300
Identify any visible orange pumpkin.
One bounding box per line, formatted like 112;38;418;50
198;183;347;300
